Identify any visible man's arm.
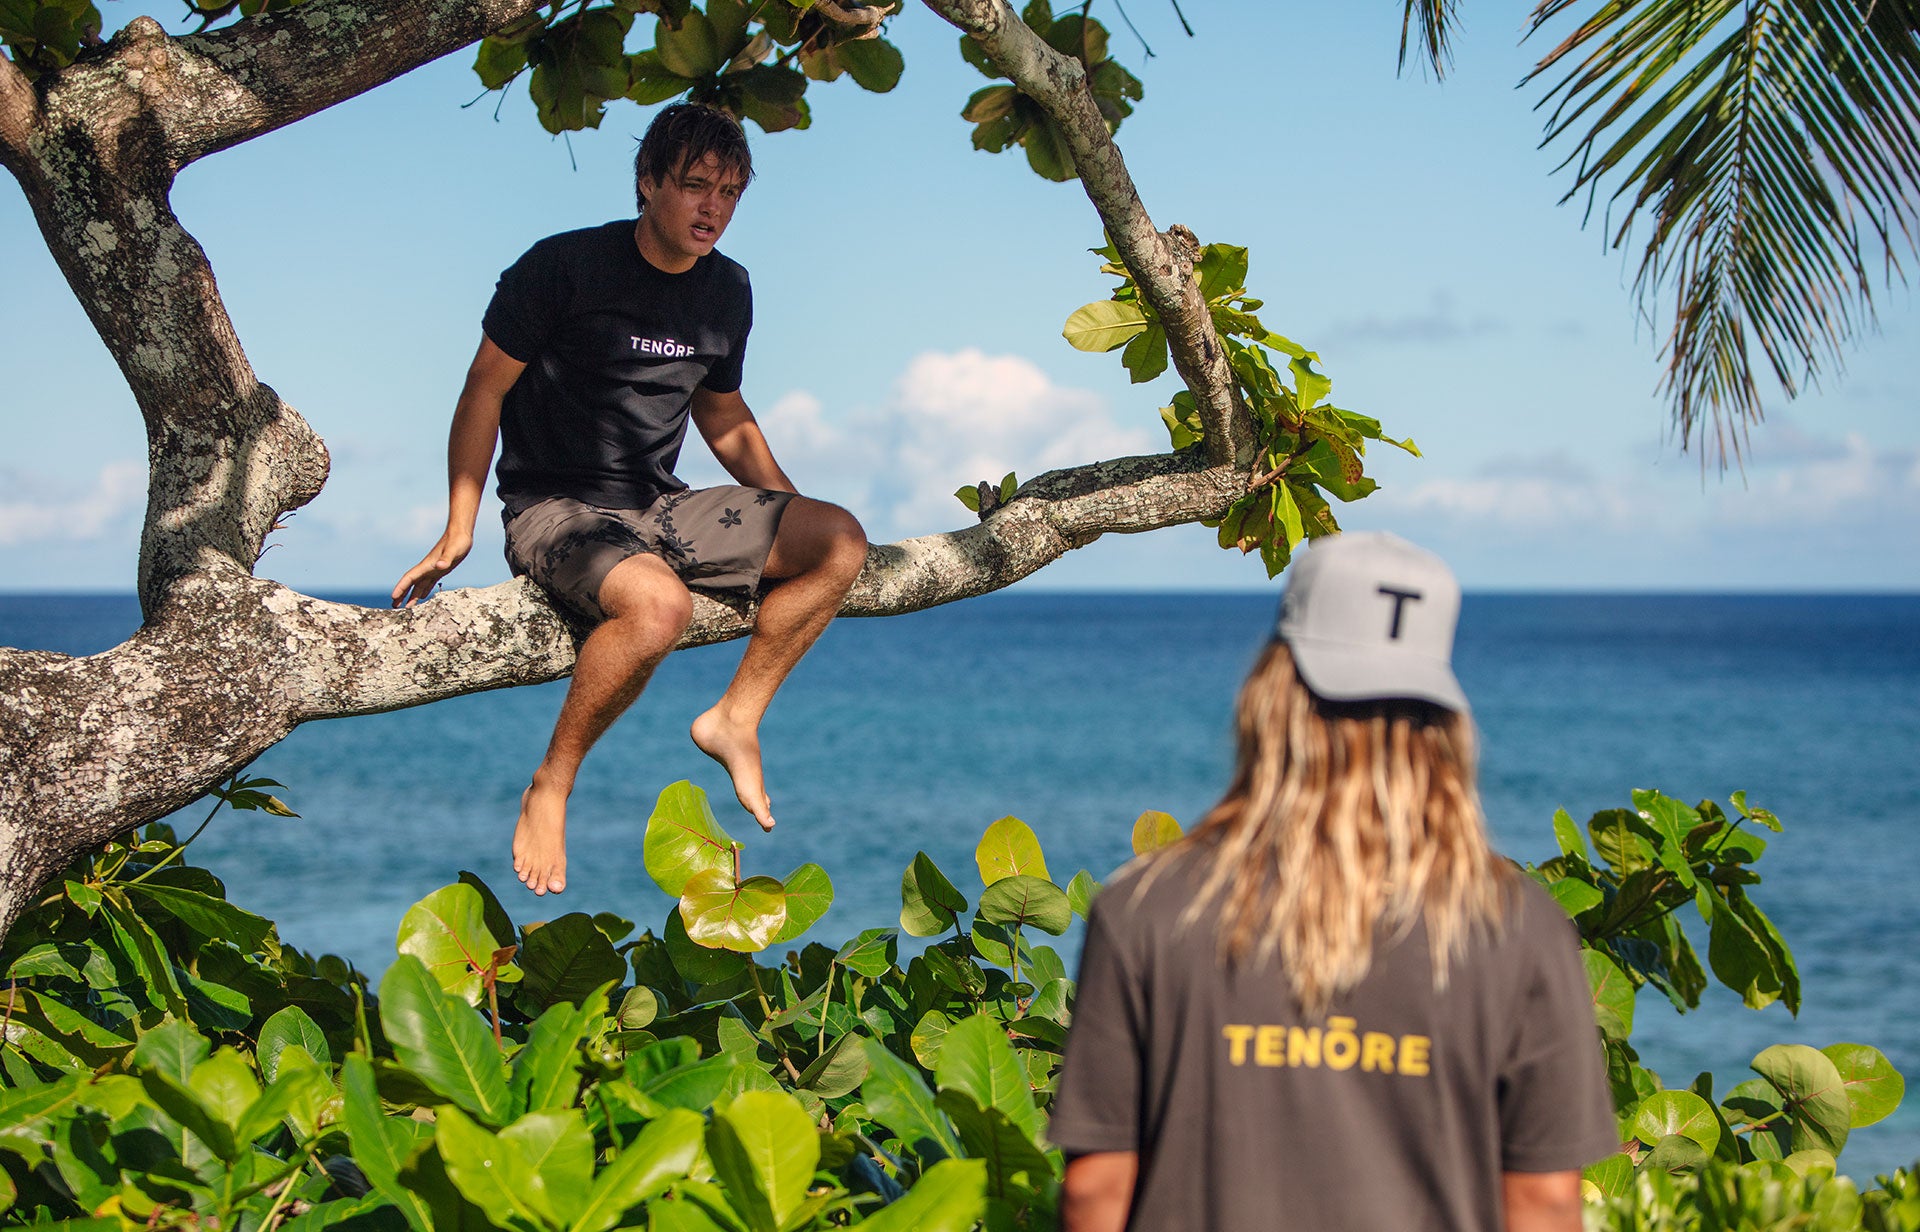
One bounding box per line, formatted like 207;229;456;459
1061;1152;1137;1232
391;336;526;607
1502;1170;1584;1232
690;386;796;493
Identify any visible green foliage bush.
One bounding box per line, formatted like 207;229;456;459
0;780;1910;1230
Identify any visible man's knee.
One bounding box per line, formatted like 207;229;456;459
771;498;867;581
597;555;694;642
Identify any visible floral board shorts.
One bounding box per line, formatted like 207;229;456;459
502;488;795;622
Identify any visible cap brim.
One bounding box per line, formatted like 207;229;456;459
1288;634;1470;713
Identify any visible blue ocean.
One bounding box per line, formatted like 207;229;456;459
3;592;1916;1176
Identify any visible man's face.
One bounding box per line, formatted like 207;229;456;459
637;151;745;267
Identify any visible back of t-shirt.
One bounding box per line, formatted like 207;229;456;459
1049;846;1618;1232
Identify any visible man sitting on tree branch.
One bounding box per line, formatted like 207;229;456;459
393;103;867;897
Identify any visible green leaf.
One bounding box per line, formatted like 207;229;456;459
1120;323;1168;383
627;49;696;104
1552;808;1588;860
617;986;658;1030
911;1009;953;1070
505;1110;595;1228
1548;878;1604;919
1583;1153;1635;1197
138;1066;238;1162
1196;244;1249;300
934;1014;1040;1139
520;914;624;1009
1631;789;1700;890
770;863;831;945
654;7;719;77
681;871;787;953
1705;892;1784;1011
1820;1043;1903;1127
837;35;903;92
378;954;512;1126
901;852;969;938
976;875;1071;936
796;1032;868;1100
397;883;511;1006
1584;950;1636;1039
435;1105;551;1232
665;907;749;985
1288;354;1332;412
342;1055;435;1232
1061;300;1148;352
856;1158;987;1232
233;1062;332;1147
644;781;735;897
1631;1090;1720;1155
567;1108;704;1232
1752;1044;1852;1155
1641;1132;1708;1173
475;36;528;89
100;893;187;1018
706;1090;819;1232
953;483;982;512
1066;870;1098;918
933;1089;1049;1199
125;882;274;951
974;816;1048;886
513;995;604;1114
132;1018;209;1082
833;927;897;977
861;1038;963;1159
257;1006;330;1081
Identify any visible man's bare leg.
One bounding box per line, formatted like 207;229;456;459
691;497;867;831
516;553;693;895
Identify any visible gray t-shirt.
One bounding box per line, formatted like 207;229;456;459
1049;846;1619;1232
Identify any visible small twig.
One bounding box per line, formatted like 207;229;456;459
745;967;805;1082
1109;0;1156;56
1246;442;1312;492
1166;0;1194;36
811;0;893;28
121;793;228;888
259;1142;324;1231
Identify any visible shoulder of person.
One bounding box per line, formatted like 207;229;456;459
703;249;751;289
514;220;634;265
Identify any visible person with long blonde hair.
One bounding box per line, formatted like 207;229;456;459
1048;533;1617;1232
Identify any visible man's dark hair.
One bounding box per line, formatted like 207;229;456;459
634;104;754;210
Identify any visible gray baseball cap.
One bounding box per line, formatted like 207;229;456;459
1275;531;1469;713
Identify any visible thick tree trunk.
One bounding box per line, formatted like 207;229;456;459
0;0;1253;942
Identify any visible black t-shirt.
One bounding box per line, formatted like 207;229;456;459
482;219;752;513
1049;846;1619;1232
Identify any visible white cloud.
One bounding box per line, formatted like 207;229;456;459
0;461;145;546
719;348;1156;541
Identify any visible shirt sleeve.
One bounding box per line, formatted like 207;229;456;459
1497;892;1623;1172
700;272;752;393
1047;899;1146;1155
481;241;569;364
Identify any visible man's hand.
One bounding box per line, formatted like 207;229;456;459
392;529;473;607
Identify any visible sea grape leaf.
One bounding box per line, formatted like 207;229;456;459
861;1039;962;1160
1584;950;1635;1040
378;955;512;1126
1752;1044;1852;1155
854;1158;987;1232
901;852;968;938
396;884;508;1007
977;875;1071;936
681;872;788;954
1129;810;1181;855
935;1014;1040;1140
934;1089;1050;1199
644;781;735;898
520;914;624;1009
513;994;605;1115
1820;1043;1903;1127
770;863;831;944
796;1032;868;1100
706;1089;818;1232
1631;1090;1720;1156
257;1006;330;1082
974;817;1048;886
1066;870;1098;918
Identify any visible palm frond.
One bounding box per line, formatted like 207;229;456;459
1401;0;1464;78
1525;0;1920;464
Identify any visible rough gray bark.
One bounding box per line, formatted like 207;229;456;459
0;0;1256;941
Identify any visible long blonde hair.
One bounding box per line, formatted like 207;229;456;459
1179;642;1515;1013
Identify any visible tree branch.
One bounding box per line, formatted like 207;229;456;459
921;0;1252;466
0;51;36;174
0;447;1239;936
158;0;545;168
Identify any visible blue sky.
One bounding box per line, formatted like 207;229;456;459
3;1;1916;592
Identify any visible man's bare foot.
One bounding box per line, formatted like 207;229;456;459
690;706;775;832
513;782;568;895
